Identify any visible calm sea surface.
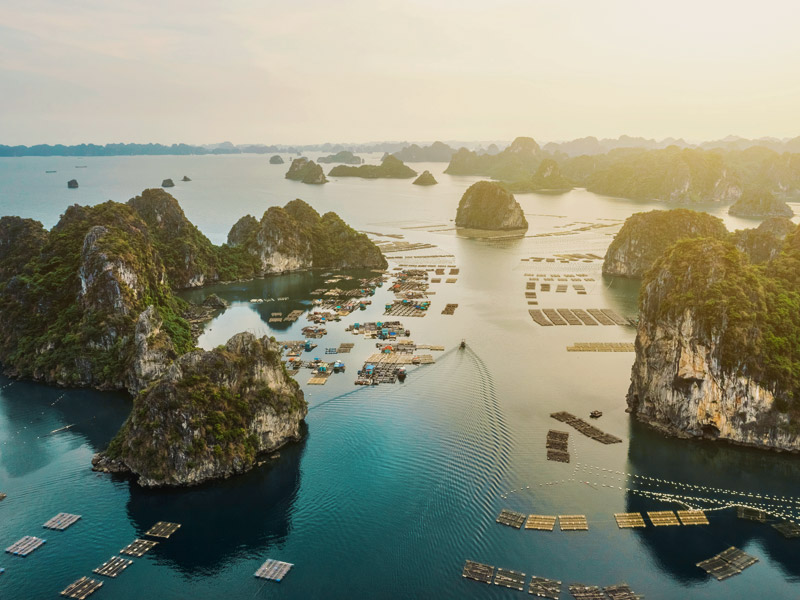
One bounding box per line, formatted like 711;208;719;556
1;155;800;599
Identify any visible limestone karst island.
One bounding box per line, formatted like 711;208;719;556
2;2;800;599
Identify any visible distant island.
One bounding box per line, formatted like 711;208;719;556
729;189;793;218
506;159;573;193
317;150;363;164
393;141;456;162
445;136;542;181
455;181;528;231
269;155;284;164
0;189;386;485
328;155;417;179
412;170;437;186
285;157;328;184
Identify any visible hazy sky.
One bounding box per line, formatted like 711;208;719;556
2;0;799;145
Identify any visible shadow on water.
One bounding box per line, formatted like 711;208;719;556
626;418;800;580
0;374;130;477
122;430;306;575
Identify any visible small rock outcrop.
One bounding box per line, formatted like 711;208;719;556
269;155;285;165
602;209;728;278
181;175;191;182
412;170;438;186
67;179;78;189
202;293;229;309
729;189;793;218
93;333;307;487
161;179;175;188
285;158;327;184
455;181;528;231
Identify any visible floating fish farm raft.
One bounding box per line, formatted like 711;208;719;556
60;577;103;599
677;510;709;525
494;568;526;591
145;522;181;539
550;412;622;444
254;559;293;582
559;515;589;531
496;509;527;529
93;556;132;578
529;575;562;598
5;536;46;557
696;546;758;581
566;342;635;352
462;560;494;584
647;511;681;527
120;539;158;557
43;513;81;531
529;308;628;327
614;513;647;528
525;515;557;531
546;429;570;463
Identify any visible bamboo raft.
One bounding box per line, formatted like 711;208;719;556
697;546;758;581
567;343;634;352
529;309;628;327
647;511;681;527
308;372;331;385
145;522;181;539
604;583;643;600
254;559;293;581
550;412;622;444
677;510;709;525
61;577;103;599
120;539;158;557
462;560;494;584
284;310;304;322
568;584;606;599
529;575;561;599
559;515;588;531
525;515;557;531
495;568;526;591
93;556;133;578
43;513;81;531
5;536;46;556
772;520;800;538
737;506;767;522
441;303;458;315
496;509;527;529
614;513;646;528
543;309;568;326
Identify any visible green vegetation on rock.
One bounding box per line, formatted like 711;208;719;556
412;170;438;186
317;150;362;164
393;141;455;162
285;158;327;184
328;155;417;179
455;181;528;231
445;137;542;181
729;189;793;218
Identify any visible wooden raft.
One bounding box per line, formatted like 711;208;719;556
120;539;158;557
462;560;494;584
559;515;588;531
614;513;646;528
93;556;133;578
43;513;81;531
677;510;709;525
61;577;103;599
494;568;526;591
529;575;561;599
5;536;46;556
496;509;527;529
525;515;557;531
254;559;293;581
648;511;681;526
145;521;181;538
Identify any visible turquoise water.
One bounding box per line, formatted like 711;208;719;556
2;155;800;598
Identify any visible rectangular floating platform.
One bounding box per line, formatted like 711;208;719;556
529;575;561;598
547;449;570;463
568;584;607;599
697;546;758;581
543;309;568;326
546;430;569;447
254;558;293;582
529;310;553;326
557;309;582;325
307;373;331;385
495;567;526;591
446;278;457;284
5;536;46;557
145;521;181;539
566;342;635;352
93;555;133;578
737;507;767;522
587;309;614;326
648;511;681;527
497;509;527;529
61;577;103;599
614;513;646;528
526;515;557;531
559;515;588;531
43;513;81;531
550;412;622;444
441;303;458;315
570;309;598;326
462;560;494;584
604;583;643;600
772;520;800;538
677;510;709;526
120;539;158;557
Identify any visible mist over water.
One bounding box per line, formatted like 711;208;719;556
1;155;800;598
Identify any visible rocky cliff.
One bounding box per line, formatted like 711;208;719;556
729;189;793;218
731;217;796;264
602;209;728;278
285;158;327;184
455;181;528;231
412;170;437;186
627;237;800;451
94;333;307;486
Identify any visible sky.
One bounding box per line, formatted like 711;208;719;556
1;0;799;146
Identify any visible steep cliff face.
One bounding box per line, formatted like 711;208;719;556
285;158;327;184
94;333;307;486
729;189;793;218
628;238;800;452
412;170;438;186
602;209;728;278
731;217;796;264
127;188;220;288
455;181;528;231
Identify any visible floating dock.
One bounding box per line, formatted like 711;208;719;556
647;511;681;527
529;308;628;327
495;567;526;591
614;513;646;528
145;522;181;539
772;520;800;538
529;575;561;599
559;515;588;531
550;412;622;444
566;342;635;352
5;536;46;556
307;372;331;385
526;515;557;531
496;509;527;529
677;510;709;525
120;539;158;557
43;513;81;531
697;546;758;581
60;577;103;599
737;507;767;522
254;558;293;582
93;556;133;578
604;583;642;600
568;584;607;599
462;560;494;584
